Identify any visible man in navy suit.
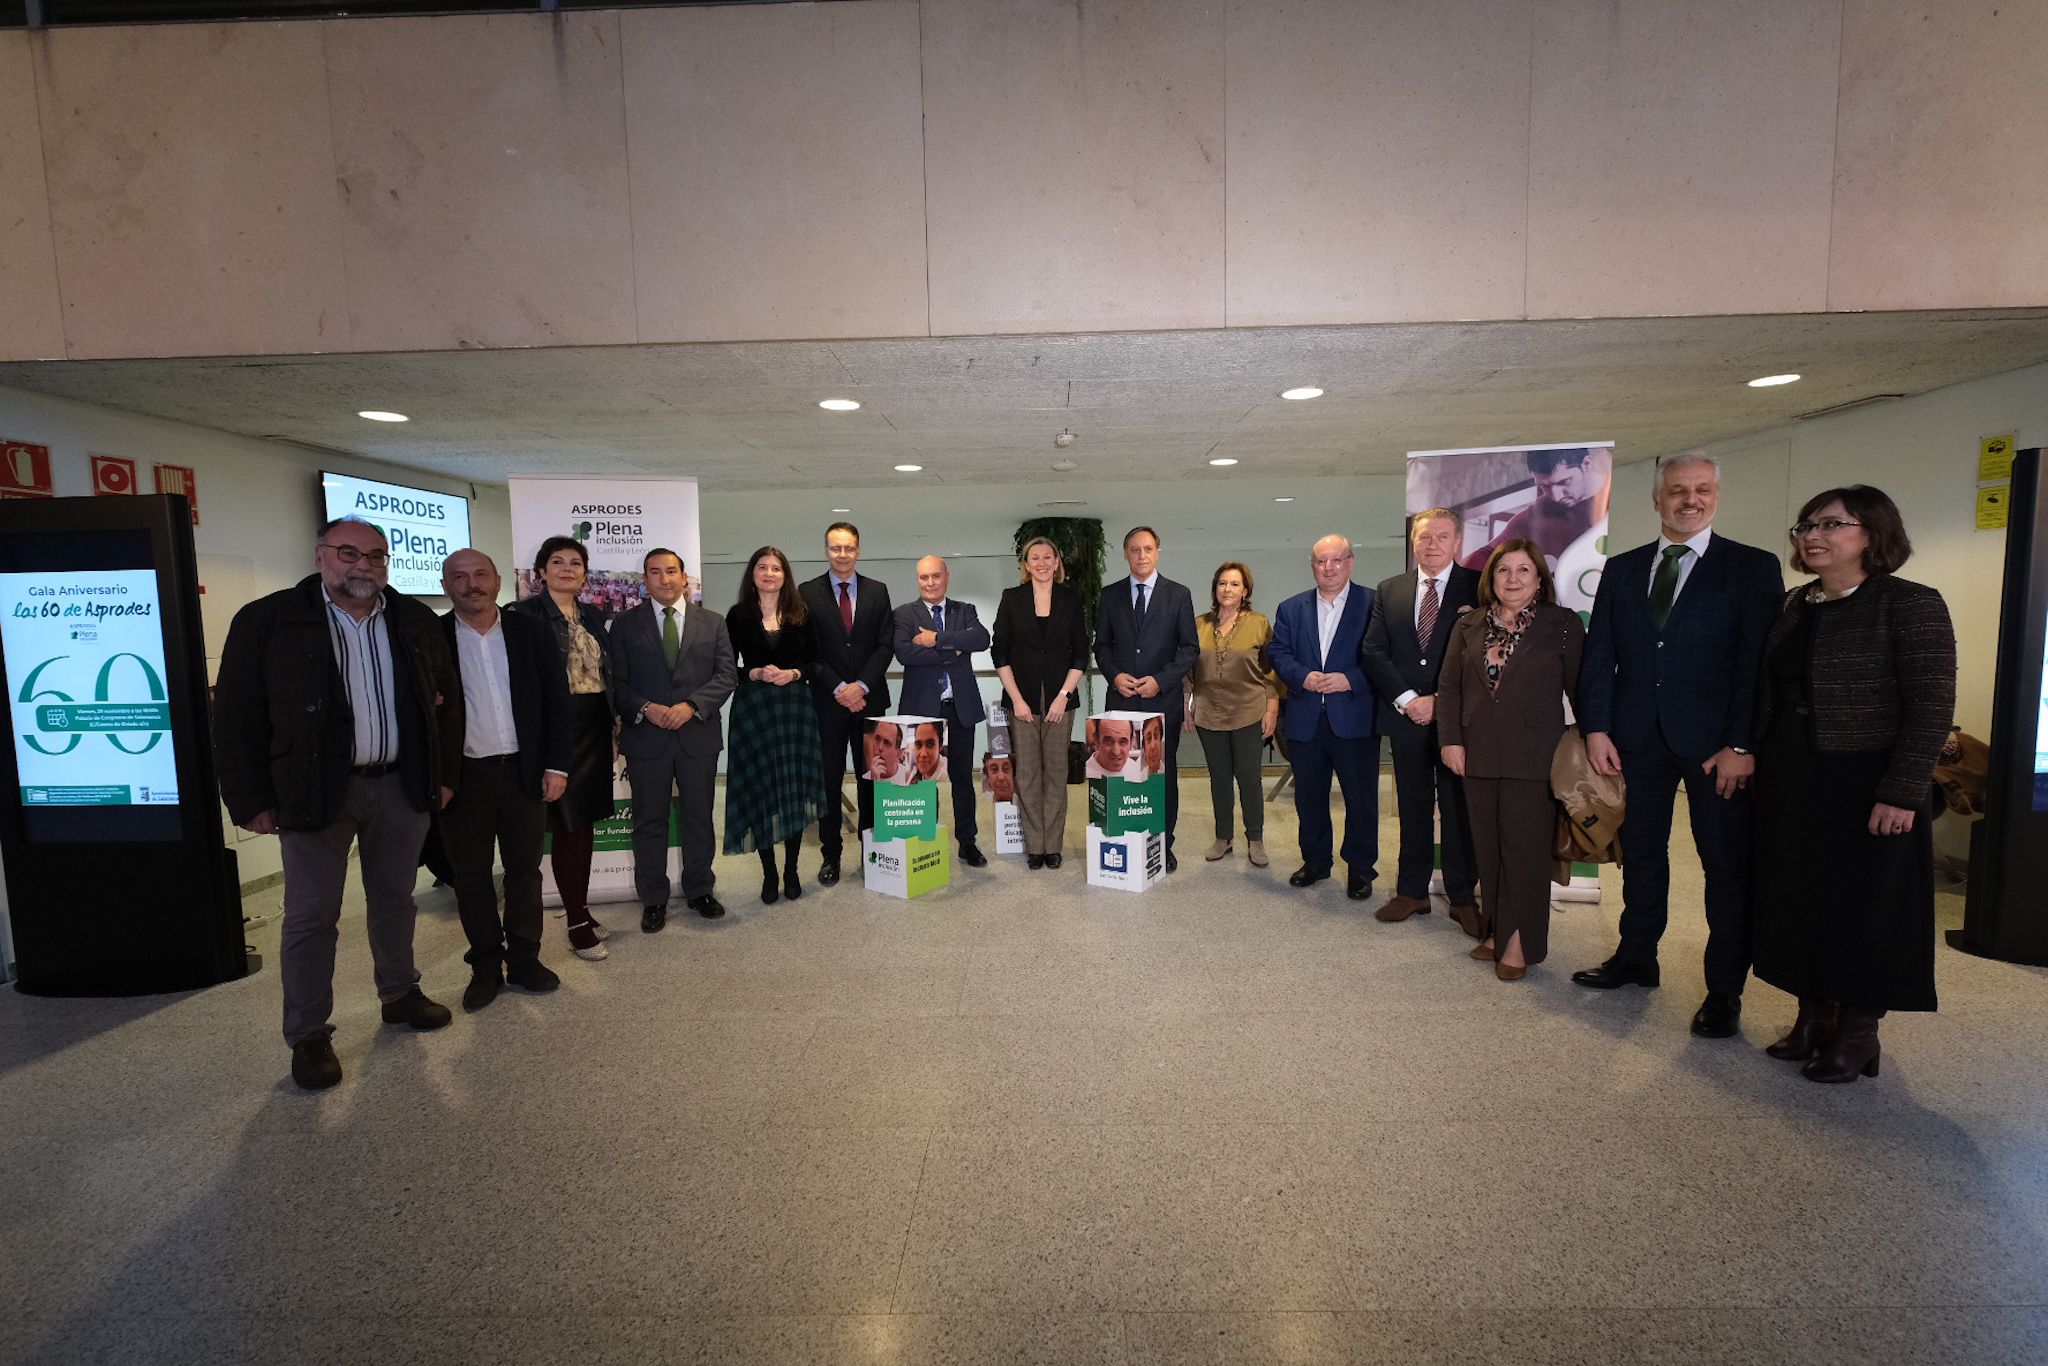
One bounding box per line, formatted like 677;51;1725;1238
438;549;572;1009
1360;509;1483;932
608;548;737;932
799;522;894;885
893;555;992;867
1094;527;1200;871
1573;453;1783;1038
1270;534;1380;900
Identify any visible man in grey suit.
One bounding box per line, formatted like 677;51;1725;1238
607;547;737;931
1094;526;1200;872
893;555;993;866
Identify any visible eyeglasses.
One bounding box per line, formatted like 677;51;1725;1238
1791;518;1862;536
320;543;391;566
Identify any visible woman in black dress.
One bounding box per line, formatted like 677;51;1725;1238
510;535;618;961
991;537;1089;869
722;546;824;903
1752;486;1956;1083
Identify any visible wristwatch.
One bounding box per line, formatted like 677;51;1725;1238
1729;746;1752;756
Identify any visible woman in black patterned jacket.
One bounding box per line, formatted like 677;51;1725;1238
1750;485;1956;1085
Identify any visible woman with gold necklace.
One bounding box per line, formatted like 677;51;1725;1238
1186;561;1282;866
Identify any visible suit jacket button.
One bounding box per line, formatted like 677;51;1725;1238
1419;658;1427;667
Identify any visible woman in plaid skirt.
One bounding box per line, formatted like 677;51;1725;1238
724;546;825;903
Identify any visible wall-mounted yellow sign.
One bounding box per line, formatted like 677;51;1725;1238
1976;484;2010;531
1980;433;2016;483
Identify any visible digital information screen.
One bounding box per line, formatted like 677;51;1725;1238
321;471;472;596
2;568;178;808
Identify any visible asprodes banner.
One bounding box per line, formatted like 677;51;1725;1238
1405;442;1614;618
507;477;703;909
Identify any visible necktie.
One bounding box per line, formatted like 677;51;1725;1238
1134;582;1149;628
662;605;680;667
838;580;854;633
933;603;951;700
1648;544;1688;632
1418;575;1440;645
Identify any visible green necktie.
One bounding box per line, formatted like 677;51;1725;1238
1648;544;1688;632
662;605;680;668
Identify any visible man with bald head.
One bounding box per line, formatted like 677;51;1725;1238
1270;534;1382;900
439;548;572;1010
894;554;992;865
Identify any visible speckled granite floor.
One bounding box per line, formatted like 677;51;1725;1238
3;777;2044;1365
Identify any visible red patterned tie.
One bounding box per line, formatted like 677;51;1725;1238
838;580;854;633
1418;575;1440;644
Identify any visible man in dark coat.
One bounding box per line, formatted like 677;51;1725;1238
213;517;463;1091
798;521;893;884
1094;526;1200;870
893;554;992;866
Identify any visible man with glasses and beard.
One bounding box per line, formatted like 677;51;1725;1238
214;517;464;1091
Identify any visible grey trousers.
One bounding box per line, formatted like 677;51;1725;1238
1196;721;1265;840
1009;712;1074;855
277;772;431;1046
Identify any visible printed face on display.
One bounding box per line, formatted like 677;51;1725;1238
912;723;943;781
983;754;1016;801
868;722;903;780
1141;717;1164;776
1655;459;1719;540
1410;516;1459;575
1092;718;1134;773
1531;456;1590;508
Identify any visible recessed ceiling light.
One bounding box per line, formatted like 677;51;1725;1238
1274;496;1294;502
819;398;861;411
893;463;923;473
357;410;408;423
831;507;851;513
1746;373;1801;388
1209;457;1239;467
1280;387;1324;401
1038;500;1088;508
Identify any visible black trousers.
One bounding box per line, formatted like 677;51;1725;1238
625;745;718;905
814;702;876;858
1615;734;1753;996
939;697;979;843
439;754;546;971
1386;718;1476;903
1290;715;1379;878
1159;713;1183;851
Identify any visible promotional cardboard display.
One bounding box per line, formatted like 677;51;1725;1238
984;703;1023;855
860;715;951;898
1084;710;1167;891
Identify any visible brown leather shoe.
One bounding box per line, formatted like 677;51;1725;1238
1495;962;1527;982
1766;997;1838;1061
1469;941;1495;961
1802;1008;1882;1083
1374;894;1431;923
1449;902;1485;939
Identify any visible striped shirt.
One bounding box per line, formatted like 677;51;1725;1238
324;590;401;767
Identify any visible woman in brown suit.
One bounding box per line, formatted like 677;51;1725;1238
1439;539;1585;981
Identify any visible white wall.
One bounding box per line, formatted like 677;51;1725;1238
1610;360;2048;739
0;383;514;891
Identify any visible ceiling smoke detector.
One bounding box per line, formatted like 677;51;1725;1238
1053;429;1077;449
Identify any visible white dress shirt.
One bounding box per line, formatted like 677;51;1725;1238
1315;582;1352;667
1650;527;1715;603
455;612;519;759
1394;566;1453;712
324;589;400;767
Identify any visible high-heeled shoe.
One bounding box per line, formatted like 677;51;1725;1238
588;914;609;941
1803;1007;1882;1083
568;921;607;961
1766;997;1837;1061
1495;962;1526;982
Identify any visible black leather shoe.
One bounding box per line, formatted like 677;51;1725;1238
1345;870;1372;901
1288;865;1332;888
761;873;780;905
462;972;501;1011
506;959;560;993
1027;853;1045;870
1690;991;1743;1038
642;904;667;934
690;894;727;920
818;859;841;887
1165;852;1179;874
959;843;988;868
1045;852;1063;869
380;988;452;1031
783;867;802;901
290;1034;343;1091
1571;955;1659;990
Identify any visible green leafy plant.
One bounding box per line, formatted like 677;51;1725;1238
1013;515;1105;714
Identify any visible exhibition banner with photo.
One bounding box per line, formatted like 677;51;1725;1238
507;476;703;908
860;714;950;897
1406;442;1614;618
1407;442;1612;898
2;570;178;807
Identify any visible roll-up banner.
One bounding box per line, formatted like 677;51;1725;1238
507;477;702;909
1406;443;1613;902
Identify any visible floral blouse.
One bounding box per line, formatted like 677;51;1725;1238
1481;605;1536;695
564;616;607;696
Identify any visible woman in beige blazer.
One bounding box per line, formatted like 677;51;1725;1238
1438;539;1585;981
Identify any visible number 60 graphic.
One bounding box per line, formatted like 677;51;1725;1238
16;653;168;756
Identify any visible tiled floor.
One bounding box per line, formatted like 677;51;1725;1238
4;779;2045;1365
